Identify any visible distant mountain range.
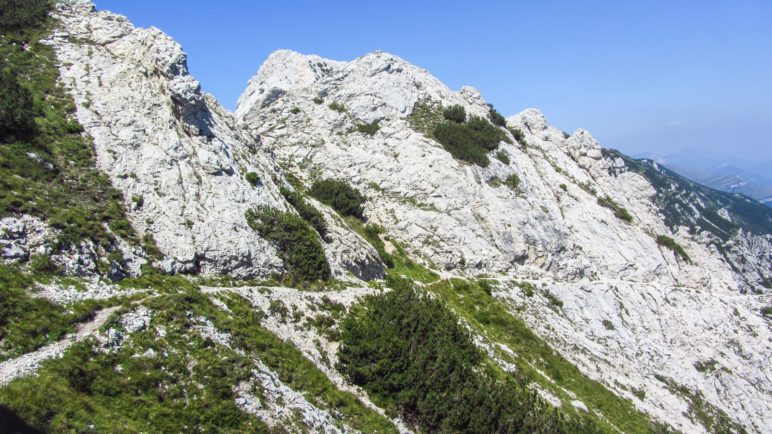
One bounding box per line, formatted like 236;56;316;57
635;149;772;207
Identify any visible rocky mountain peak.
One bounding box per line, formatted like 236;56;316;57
1;2;770;432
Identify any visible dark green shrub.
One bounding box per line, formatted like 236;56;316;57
656;235;690;263
487;104;507;127
504;173;520;190
432;116;508;167
290;107;300;114
761;306;772;318
280;186;327;239
328;101;346;113
0;0;50;31
244;172;260;187
495;150;510;164
597;196;633;223
338;279;601;433
442;104;466;123
509;127;526;145
308;179;365;220
313;96;323;104
355;120;379;136
433;121;491;166
245;206;330;283
0;68;37;142
559;183;568;191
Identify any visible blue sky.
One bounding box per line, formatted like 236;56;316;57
93;0;772;165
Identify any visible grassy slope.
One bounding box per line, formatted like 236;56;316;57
0;283;396;433
0;11;139;261
426;278;661;433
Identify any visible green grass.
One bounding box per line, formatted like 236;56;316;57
426;278;661;434
0;12;139;261
347;218;438;284
597;196;634;223
0;264;106;362
656;235;691;263
328;101;346;113
654;374;746;434
0;285;397;433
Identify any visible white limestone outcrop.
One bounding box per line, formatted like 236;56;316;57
237;50;772;432
46;1;382;280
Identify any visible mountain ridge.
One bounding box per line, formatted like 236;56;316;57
0;1;770;432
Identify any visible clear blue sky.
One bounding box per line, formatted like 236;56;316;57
93;0;772;164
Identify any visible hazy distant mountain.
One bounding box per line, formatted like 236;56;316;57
636;149;772;206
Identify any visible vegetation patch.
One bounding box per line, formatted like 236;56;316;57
0;288;396;433
495;150;510;164
655;235;691;263
487;103;507;127
597;196;634;223
0;7;139;263
504;173;520;190
408;100;444;136
338;277;601;433
0;264;105;361
245;206;330;284
442;104;466;123
349;220;438;283
355;120;379;136
244;171;260;187
433;114;509;167
654;374;746;433
409;101;510;167
328;101;346;113
308;178;366;220
508;127;527;146
427;278;661;433
280;186;328;239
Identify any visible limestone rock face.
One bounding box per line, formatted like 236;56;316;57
237;50;772;432
46;1;382;280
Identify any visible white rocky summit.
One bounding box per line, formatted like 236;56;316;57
46;0;382;280
236;50;772;432
3;0;769;432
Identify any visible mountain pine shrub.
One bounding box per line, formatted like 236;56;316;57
504;173;520;190
432;115;508;167
245;206;330;283
244;171;260;186
442;104;466;123
338;277;603;433
309;178;366;220
0;68;37;142
487;103;507;127
0;0;50;31
280;186;328;239
355;120;379;136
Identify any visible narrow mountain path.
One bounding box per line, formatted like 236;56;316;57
0;306;120;387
